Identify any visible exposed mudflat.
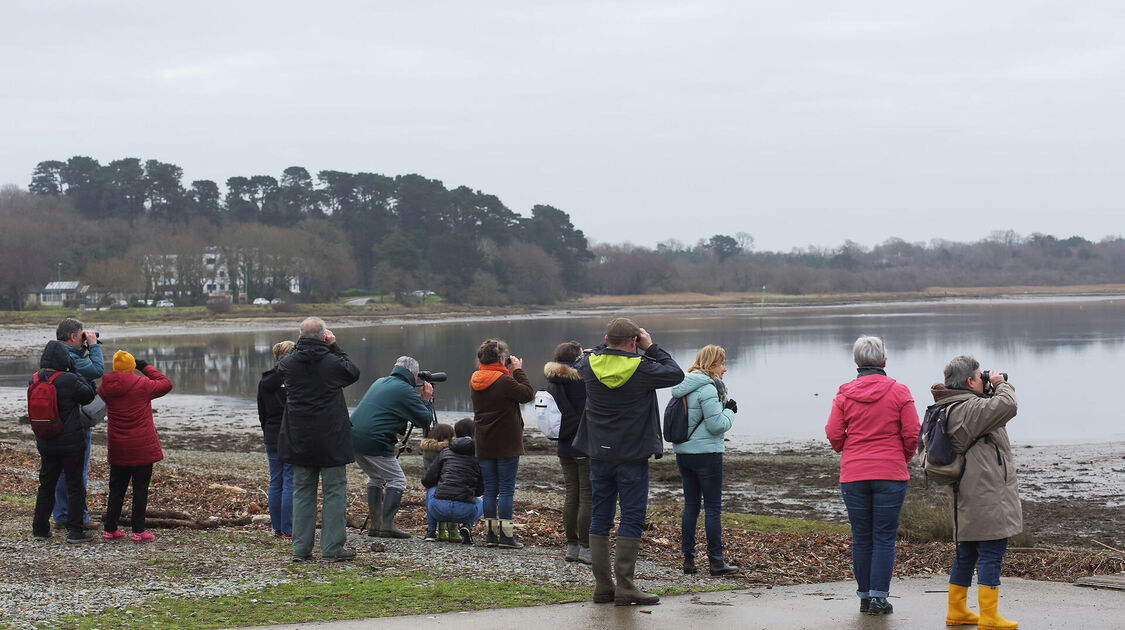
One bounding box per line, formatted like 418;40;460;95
2;387;1122;551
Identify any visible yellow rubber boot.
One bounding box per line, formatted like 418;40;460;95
978;585;1018;630
946;584;979;626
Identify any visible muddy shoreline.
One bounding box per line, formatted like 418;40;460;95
3;406;1122;551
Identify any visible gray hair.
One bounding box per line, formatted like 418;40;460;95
56;317;83;341
944;355;980;389
852;335;886;367
299;317;326;339
394;355;420;374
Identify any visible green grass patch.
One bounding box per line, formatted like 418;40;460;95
53;568;588;630
0;493;35;505
721;513;849;536
654;584;739;597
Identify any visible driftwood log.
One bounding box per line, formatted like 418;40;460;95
91;509;252;529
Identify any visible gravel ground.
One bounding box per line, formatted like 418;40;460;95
0;441;733;630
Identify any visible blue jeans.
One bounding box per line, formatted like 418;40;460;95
54;428;91;524
478;456;519;520
950;538;1008;587
264;442;294;535
425;487;484;530
840;479;907;598
677;452;724;558
589;458;649;538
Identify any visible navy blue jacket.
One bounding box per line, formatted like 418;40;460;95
572;343;683;462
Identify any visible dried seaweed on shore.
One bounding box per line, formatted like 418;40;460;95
2;444;1121;585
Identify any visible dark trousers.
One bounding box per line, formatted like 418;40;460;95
589;458;649;538
53;427;92;524
951;538;1009;587
677;452;725;558
559;456;591;546
104;464;154;533
34;451;86;537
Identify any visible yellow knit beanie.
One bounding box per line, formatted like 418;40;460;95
112;350;136;372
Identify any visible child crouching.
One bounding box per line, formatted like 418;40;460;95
421;419;483;544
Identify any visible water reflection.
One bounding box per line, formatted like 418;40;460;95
2;298;1123;443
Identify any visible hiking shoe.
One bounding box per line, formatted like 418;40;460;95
102;530;126;541
33;531;51;541
424;530;438;542
867;597;893;616
66;532;95;544
326;548;356;562
292;553;313;563
130;531;155;542
459;525;473;545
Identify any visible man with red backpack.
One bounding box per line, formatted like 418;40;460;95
30;340;96;543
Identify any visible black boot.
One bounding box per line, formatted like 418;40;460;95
708;553;738;576
366;487;383;537
497;519;523;549
682;555;697;575
485;518;499;547
375;487;411;539
867;597;893;616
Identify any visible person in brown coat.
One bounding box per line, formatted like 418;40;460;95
470;339;534;548
931;355;1019;630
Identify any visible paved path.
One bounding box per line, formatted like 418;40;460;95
234;575;1124;629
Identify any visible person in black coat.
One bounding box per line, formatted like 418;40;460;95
545;341;591;564
421;418;484;545
277;318;361;562
31;340;96;543
257;340;295;538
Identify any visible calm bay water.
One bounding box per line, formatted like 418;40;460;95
3;297;1124;444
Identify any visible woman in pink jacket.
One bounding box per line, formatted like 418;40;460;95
825;336;919;617
98;350;173;542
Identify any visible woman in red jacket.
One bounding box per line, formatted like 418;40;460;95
825;336;920;617
98;350;174;542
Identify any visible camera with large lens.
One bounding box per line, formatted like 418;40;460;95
416;370;447;384
981;370;1008;383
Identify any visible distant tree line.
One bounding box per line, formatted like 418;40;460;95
589;231;1125;295
15;156;591;308
2;156;1123;310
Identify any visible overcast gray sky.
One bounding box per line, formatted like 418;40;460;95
3;1;1122;251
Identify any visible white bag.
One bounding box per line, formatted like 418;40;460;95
533;389;562;440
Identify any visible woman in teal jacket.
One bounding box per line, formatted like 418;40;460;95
671;344;739;577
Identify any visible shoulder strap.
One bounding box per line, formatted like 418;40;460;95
545;381;577;418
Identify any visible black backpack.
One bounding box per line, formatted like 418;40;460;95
662;395;705;444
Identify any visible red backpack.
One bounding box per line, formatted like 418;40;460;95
27;371;64;440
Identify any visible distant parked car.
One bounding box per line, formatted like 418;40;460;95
271;298;285;304
252;297;271;305
155;299;174;308
108;300;129;310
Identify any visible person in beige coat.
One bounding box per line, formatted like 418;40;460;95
930;355;1019;630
